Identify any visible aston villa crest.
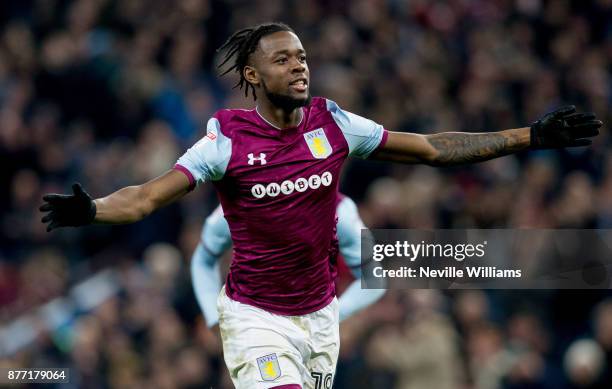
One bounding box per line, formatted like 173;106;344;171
257;353;281;381
304;128;332;159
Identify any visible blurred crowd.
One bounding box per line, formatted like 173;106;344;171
1;0;612;388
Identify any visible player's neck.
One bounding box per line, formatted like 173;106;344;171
256;103;303;129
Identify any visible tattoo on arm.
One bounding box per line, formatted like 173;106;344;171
426;131;526;166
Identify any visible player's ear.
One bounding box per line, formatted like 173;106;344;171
244;66;259;87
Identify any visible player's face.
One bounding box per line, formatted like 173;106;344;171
251;31;311;110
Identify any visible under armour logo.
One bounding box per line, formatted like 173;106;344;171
248;153;267;165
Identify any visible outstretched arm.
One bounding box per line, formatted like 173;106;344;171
40;169;191;231
370;106;602;166
41;114;231;231
94;169;191;224
371;128;530;166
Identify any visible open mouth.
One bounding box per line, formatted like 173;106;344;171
290;79;308;92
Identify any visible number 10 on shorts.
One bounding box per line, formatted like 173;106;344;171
311;371;332;389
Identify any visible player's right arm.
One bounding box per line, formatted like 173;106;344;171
94;169;191;224
39;171;190;231
41;117;231;232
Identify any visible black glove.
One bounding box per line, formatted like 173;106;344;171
530;105;602;149
40;183;97;232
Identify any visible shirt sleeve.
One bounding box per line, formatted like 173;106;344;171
336;196;365;276
326;99;388;158
338;281;386;321
190;243;222;327
190;205;232;328
200;205;232;256
174;117;232;189
336;196;386;321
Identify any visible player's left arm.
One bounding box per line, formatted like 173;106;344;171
336;197;385;321
370;127;529;165
369;106;602;166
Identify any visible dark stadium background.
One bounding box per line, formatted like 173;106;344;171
1;0;611;388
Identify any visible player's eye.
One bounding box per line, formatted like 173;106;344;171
276;57;288;64
298;55;307;62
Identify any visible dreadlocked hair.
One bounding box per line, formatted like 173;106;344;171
217;22;294;100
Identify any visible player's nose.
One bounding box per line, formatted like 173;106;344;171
290;59;306;73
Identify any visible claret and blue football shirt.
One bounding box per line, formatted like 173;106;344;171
174;97;387;315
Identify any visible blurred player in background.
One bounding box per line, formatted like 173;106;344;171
40;22;602;388
191;194;385;330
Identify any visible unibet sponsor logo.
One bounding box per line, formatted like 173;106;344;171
251;172;332;198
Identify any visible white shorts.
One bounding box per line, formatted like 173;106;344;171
217;286;339;389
